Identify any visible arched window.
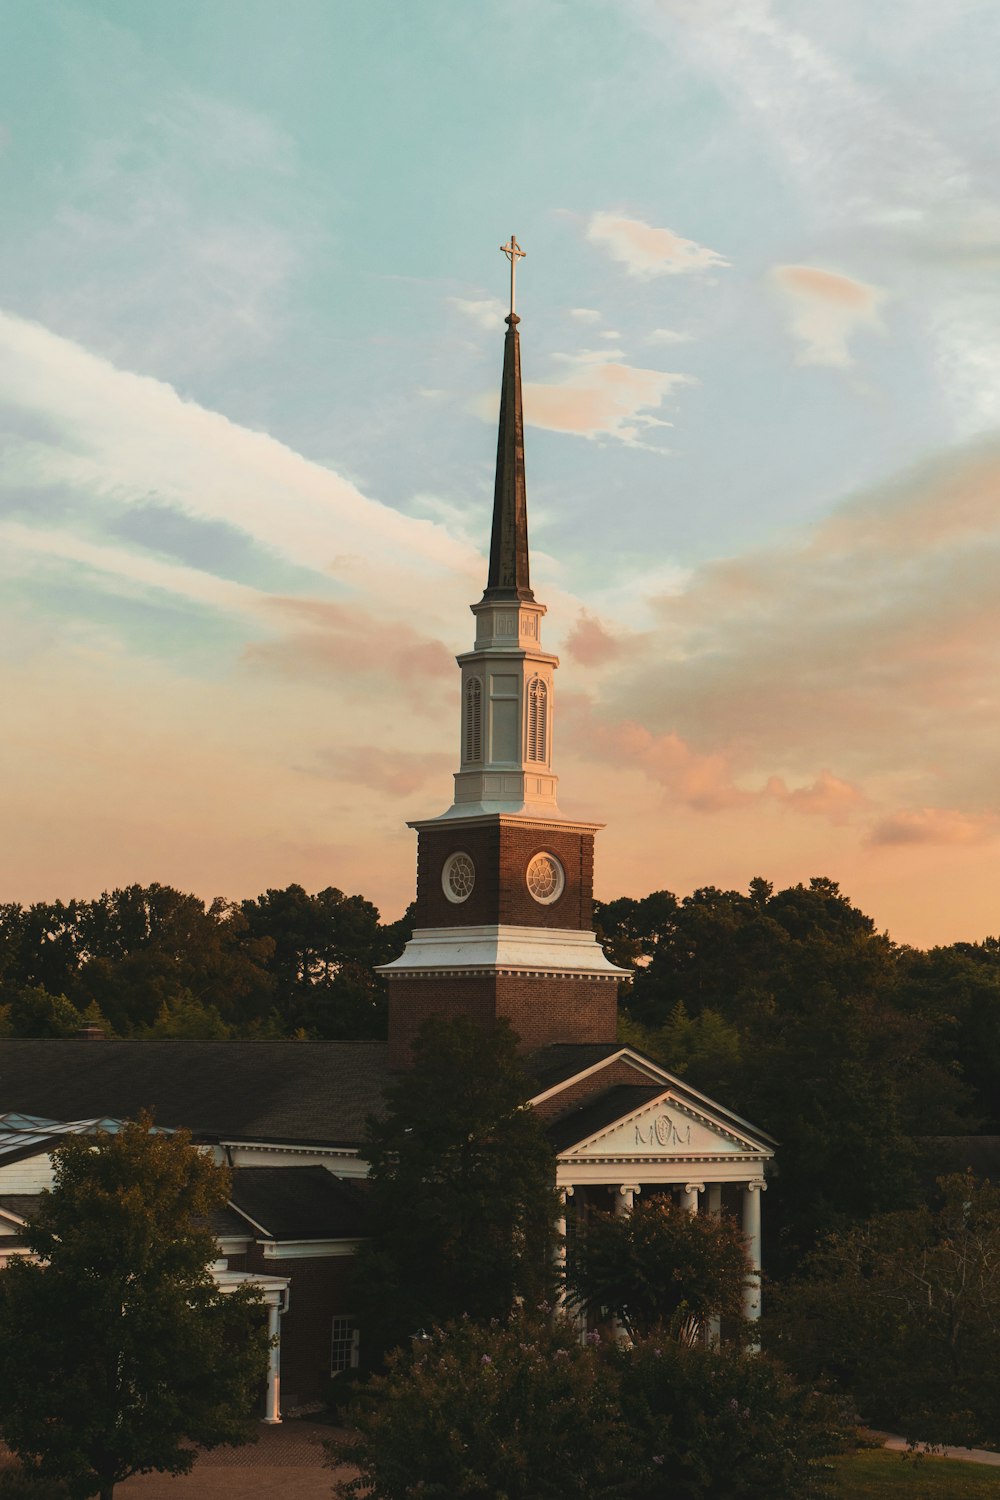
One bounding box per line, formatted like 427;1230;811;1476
527;677;548;763
465;676;483;763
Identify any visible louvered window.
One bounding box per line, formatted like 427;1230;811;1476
465;676;483;763
527;677;548;762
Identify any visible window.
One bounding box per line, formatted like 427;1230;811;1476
331;1316;360;1375
526;852;564;905
527;677;548;762
465;676;483;763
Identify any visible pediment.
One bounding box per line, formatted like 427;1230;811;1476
561;1091;764;1161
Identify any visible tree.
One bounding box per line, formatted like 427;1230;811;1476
567;1195;749;1340
769;1173;1000;1448
0;1117;269;1500
239;884;391;1037
355;1016;560;1356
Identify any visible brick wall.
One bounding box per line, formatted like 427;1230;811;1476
416;821;595;931
387;971;617;1067
244;1245;358;1407
531;1056;656;1120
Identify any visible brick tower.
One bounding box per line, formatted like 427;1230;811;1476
380;237;627;1066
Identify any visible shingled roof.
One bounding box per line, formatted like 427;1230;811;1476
547;1084;665;1154
229;1166;366;1241
0;1039;391;1147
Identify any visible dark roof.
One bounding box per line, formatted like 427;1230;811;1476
0;1194;39;1224
210;1204;255;1241
228;1167;366;1241
0;1040;391;1147
523;1043;624;1095
548;1085;664;1153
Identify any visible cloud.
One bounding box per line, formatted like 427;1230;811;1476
568;308;601;322
564;611;629;667
317;745;453;798
767;770;866;824
587;435;1000;839
771;264;883;367
247;596;454;689
868;808;999;847
518;349;695;446
586;212;729;278
0;309;481;612
449;296;507;330
646;328;694;345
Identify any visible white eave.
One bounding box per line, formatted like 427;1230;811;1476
376;923;630;978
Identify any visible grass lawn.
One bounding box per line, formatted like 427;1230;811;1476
831;1448;1000;1497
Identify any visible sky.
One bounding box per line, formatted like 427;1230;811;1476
2;0;1000;947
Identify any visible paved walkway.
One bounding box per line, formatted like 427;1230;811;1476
3;1423;357;1497
874;1431;1000;1468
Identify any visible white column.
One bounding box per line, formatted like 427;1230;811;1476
263;1300;282;1424
680;1182;704;1214
615;1183;640;1217
742;1181;766;1330
706;1183;722;1347
555;1186;570;1308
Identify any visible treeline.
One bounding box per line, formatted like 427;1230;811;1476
0;883;413;1041
596;876;1000;1269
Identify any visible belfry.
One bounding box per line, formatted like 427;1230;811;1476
380;237;628;1065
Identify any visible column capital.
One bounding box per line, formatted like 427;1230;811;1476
744;1179;767;1193
684;1182;706;1196
618;1183;642;1197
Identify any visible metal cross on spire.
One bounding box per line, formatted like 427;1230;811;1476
500;235;526;317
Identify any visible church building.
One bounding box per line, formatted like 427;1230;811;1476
0;239;774;1421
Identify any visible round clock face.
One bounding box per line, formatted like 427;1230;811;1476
526;852;564;905
442;851;476;903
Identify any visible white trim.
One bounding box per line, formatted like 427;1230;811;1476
217;1235;253;1255
408;813;604;833
377;923;629;978
528;1046;778;1148
261;1237;362;1260
562;1091;764;1158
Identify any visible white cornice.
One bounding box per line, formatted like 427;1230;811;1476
377;923;630;978
407;812;605;833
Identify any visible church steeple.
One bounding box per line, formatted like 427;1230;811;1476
483;307;534;602
378;234;628;1065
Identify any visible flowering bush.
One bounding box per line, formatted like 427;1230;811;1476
328;1312;850;1500
327;1311;630;1498
611;1333;849;1499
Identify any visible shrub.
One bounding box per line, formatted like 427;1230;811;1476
327;1311;631;1499
610;1332;850;1499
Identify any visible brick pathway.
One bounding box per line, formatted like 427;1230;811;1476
3;1423;358;1497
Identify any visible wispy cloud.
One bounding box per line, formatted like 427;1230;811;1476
771;264;883;367
586;212;729;278
449;295;507;329
646;328;694;345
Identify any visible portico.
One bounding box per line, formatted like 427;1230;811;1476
534;1055;775;1324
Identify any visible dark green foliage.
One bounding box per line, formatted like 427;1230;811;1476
611;1332;850;1499
355;1016;559;1357
327;1313;631;1499
567;1195;749;1339
768;1173;1000;1449
0;883;413;1040
600;876;975;1269
328;1313;850;1500
0;1117;270;1500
